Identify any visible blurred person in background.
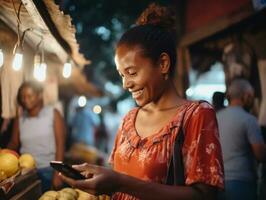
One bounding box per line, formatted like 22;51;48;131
7;81;66;192
60;3;224;200
95;114;109;153
71;106;99;147
103;101;121;154
217;78;266;200
212;91;226;112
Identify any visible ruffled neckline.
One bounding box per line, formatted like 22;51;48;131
121;102;192;149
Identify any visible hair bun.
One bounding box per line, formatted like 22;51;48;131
136;3;176;33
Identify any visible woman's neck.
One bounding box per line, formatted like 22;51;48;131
143;81;187;112
27;104;43;117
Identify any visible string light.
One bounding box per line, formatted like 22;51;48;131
12;49;23;71
34;62;47;82
11;1;32;71
63;59;72;78
12;1;23;71
33;39;47;81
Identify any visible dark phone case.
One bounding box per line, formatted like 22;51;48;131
50;161;86;180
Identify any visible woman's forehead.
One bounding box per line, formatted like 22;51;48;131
115;45;145;66
116;45;144;56
22;85;33;91
21;86;37;94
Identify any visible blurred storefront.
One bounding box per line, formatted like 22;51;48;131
174;0;266;125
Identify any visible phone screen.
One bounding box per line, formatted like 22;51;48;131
50;161;86;180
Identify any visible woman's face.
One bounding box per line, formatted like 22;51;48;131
115;45;166;107
20;86;42;111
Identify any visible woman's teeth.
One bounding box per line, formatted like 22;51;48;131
132;89;143;98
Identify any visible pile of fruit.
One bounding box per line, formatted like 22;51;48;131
0;149;36;182
39;188;110;200
68;144;101;164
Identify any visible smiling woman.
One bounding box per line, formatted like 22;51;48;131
59;3;224;200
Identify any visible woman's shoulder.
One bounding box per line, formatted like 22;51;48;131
183;100;215;125
186;100;214;114
117;107;139;134
39;105;55;117
43;105;54;112
122;107;139;122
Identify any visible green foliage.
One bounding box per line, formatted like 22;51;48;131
57;0;171;96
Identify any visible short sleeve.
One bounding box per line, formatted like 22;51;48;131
246;116;264;144
183;103;224;189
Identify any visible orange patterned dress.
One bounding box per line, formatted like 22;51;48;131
109;101;224;200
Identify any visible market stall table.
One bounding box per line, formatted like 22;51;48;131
0;169;42;200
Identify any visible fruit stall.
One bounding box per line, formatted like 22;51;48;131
65;143;108;166
0;149;42;200
39;188;110;200
0;148;111;200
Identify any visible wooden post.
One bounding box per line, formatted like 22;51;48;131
175;47;190;98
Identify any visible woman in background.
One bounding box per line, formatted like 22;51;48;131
8;81;66;192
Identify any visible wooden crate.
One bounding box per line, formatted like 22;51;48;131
10;180;42;200
0;169;42;200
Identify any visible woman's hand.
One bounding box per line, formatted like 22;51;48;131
59;163;121;196
52;172;63;189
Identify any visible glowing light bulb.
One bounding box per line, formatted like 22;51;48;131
63;62;72;78
12;53;23;71
34;53;41;66
78;96;87;107
33;62;47;82
93;105;102;114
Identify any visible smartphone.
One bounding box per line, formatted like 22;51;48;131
50;161;86;180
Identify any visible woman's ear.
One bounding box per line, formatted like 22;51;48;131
159;53;170;74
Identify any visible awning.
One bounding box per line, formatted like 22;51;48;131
0;0;102;97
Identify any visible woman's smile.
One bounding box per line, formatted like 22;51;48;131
131;89;144;99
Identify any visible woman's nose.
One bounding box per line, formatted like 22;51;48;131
122;77;133;90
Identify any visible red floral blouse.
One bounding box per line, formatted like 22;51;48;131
109;101;224;200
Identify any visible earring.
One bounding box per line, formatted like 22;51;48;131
164;73;169;80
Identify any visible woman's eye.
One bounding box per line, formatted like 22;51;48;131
128;71;137;76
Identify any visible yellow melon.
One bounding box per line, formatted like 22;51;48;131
19;153;36;169
0;170;7;182
0;149;19;158
0;152;19;177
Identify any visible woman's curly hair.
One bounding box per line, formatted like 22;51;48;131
117;3;178;78
136;3;177;35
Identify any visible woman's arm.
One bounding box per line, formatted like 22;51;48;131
7;117;20;151
118;173;217;200
52;109;66;188
60;163;218;200
53;109;66;161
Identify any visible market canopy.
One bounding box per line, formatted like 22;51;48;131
0;0;103;97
